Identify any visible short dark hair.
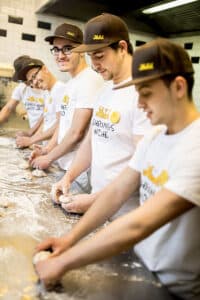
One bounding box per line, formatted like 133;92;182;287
162;73;194;100
110;40;133;55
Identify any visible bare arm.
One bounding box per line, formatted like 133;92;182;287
0;99;18;124
63;127;92;182
16;113;60;148
61;188;194;269
33;112;60;143
27;115;44;136
31;108;92;169
47;108;92;162
35;180;194;284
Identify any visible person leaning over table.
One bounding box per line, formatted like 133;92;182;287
0;55;46;137
35;38;200;300
15;57;66;148
52;13;151;218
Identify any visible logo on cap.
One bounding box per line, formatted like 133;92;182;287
66;31;75;37
139;62;154;71
93;34;104;40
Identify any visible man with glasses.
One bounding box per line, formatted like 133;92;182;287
30;23;104;195
52;13;151;218
15;57;66;148
0;56;45;138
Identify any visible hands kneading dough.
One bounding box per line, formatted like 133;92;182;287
33;250;51;265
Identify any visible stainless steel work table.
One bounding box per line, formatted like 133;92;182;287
0;130;177;300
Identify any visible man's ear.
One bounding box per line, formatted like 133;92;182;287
118;40;128;52
174;76;186;98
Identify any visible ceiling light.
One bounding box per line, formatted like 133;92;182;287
142;0;198;14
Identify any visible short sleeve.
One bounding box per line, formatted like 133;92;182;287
165;128;200;206
11;83;26;101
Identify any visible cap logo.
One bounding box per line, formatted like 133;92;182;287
28;63;35;66
93;34;104;40
66;31;75;37
139;62;154;71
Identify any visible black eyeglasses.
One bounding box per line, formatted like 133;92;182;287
26;67;41;86
50;45;75;56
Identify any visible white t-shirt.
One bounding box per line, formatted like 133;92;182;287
129;120;200;299
90;79;151;219
91;79;151;193
12;83;45;128
43;81;66;132
57;67;104;170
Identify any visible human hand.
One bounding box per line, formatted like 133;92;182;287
35;255;64;290
51;176;71;204
29;145;48;163
35;236;71;257
31;155;52;169
61;193;94;214
15;130;30;138
16;136;32;148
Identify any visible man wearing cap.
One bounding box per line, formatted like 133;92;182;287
15;57;66;148
35;38;200;299
0;56;45;135
52;13;151;217
30;22;103;193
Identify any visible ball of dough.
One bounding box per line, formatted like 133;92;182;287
33;250;51;265
32;169;47;177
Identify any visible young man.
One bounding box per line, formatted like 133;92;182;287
0;56;45;136
35;38;200;300
15;57;66;148
30;23;104;193
52;13;151;217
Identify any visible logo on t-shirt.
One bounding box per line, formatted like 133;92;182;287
93;105;121;139
143;165;169;186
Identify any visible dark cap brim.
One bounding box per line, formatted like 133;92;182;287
17;64;43;81
114;72;172;90
72;42;112;53
12;71;19;82
45;35;82;45
45;35;66;44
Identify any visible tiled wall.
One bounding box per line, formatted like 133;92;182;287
0;0;199;109
171;36;200;110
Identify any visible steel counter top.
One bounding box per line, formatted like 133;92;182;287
0;131;177;300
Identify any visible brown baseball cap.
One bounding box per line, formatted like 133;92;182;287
12;55;31;82
17;57;44;81
72;13;130;53
45;23;83;45
115;38;194;89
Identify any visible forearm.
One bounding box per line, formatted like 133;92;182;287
64;169;136;246
30;122;57;144
44;126;59;153
26;116;43;137
63;131;92;182
0;106;12;123
58;210;140;273
47;130;84;162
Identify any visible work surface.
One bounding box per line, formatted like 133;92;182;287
0;129;177;300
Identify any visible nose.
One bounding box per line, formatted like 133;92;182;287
57;50;66;59
137;96;146;110
91;60;100;73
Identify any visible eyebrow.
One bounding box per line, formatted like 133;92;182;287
88;50;104;56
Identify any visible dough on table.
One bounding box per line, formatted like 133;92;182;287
19;160;30;170
59;194;74;204
33;250;51;265
32;169;47;177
